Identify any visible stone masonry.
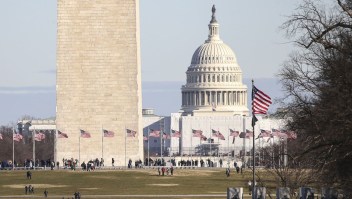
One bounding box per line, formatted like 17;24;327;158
56;0;143;166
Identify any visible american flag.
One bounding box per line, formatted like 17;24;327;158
239;132;251;139
201;134;207;141
286;131;297;140
162;132;171;139
58;130;68;138
103;129;115;138
13;133;23;142
245;129;253;138
149;129;160;137
34;131;46;141
80;129;91;138
239;132;246;138
277;130;288;139
259;129;271;138
212;129;225;140
271;128;281;137
143;136;148;141
0;133;3;140
252;85;272;114
192;129;203;137
126;129;137;137
230;129;239;137
171;130;181;138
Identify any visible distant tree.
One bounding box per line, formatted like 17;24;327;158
0;125;54;167
279;0;352;195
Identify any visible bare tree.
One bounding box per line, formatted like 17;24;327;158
279;0;352;196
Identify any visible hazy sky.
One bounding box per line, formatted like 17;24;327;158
0;0;299;125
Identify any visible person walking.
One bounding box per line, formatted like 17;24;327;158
226;167;230;177
248;181;252;195
26;171;32;179
44;189;48;198
161;167;165;176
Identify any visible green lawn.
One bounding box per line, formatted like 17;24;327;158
0;168;276;198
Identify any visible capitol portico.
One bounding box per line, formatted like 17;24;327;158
181;5;249;116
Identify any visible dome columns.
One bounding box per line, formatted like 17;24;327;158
181;90;247;108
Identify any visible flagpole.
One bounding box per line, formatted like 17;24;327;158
210;123;212;162
147;127;150;167
79;130;81;165
227;126;229;165
160;129;162;162
252;79;256;198
33;127;35;170
190;126;193;168
101;124;103;161
169;122;172;161
12;127;15;170
54;127;57;168
125;126;127;169
199;134;201;167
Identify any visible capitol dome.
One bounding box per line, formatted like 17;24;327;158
191;41;237;65
180;5;249;116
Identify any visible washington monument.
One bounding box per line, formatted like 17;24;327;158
56;0;143;166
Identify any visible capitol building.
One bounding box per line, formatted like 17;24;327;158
143;7;284;162
19;5;285;167
181;6;249;117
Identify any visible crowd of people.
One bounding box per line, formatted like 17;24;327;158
0;159;56;169
157;166;174;176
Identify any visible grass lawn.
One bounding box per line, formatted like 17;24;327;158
0;168;276;198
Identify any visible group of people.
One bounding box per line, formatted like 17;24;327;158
74;191;81;199
157;166;174;176
24;185;34;195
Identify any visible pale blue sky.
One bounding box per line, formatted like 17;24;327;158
0;0;298;125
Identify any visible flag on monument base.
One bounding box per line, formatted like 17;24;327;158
35;131;46;141
13;133;23;142
192;129;203;137
271;128;280;137
126;129;137;137
58;130;68;138
230;129;239;137
162;132;170;139
286;131;297;140
80;129;91;138
171;130;181;138
149;129;160;137
245;129;253;139
103;129;114;137
259;129;271;138
239;132;246;139
212;129;225;140
201;135;207;141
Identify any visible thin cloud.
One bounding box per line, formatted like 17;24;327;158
0;86;55;94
